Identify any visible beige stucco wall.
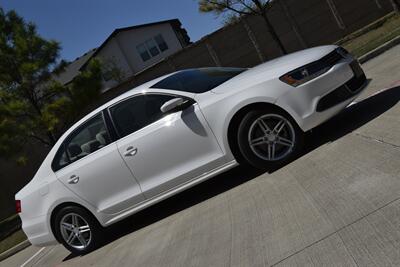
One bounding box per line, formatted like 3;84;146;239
96;38;134;91
96;23;183;92
116;23;183;72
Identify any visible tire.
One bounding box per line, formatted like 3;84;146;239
53;206;103;255
237;108;304;169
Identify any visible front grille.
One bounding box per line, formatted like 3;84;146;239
316;86;353;112
316;62;366;112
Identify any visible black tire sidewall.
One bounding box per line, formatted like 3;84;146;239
54;206;103;255
237;108;304;169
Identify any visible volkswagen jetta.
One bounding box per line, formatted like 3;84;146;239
16;45;366;254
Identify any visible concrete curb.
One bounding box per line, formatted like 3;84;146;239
0;240;30;262
359;35;400;64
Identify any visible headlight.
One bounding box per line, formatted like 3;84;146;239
280;47;349;87
279;61;331;87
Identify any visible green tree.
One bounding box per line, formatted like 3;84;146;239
198;0;287;54
0;8;103;163
101;57;126;83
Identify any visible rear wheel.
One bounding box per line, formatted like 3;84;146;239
237;108;304;169
54;206;103;255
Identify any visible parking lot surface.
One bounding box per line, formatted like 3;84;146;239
1;45;400;267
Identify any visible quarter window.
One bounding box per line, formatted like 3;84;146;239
52;113;111;171
110;94;175;138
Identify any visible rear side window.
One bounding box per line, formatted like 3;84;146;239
109;94;175;138
150;67;245;93
52;113;111;171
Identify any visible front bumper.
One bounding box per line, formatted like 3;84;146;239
276;57;367;132
316;61;366;112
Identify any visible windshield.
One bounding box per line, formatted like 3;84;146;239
150;67;246;93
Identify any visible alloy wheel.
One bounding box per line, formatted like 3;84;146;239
247;114;296;161
60;213;92;250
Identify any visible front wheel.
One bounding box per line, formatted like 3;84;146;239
54;206;103;255
237;109;304;169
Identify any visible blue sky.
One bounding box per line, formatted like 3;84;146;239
0;0;223;61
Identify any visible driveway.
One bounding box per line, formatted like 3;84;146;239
2;45;400;267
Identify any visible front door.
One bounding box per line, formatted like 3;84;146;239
109;94;224;198
55;113;144;214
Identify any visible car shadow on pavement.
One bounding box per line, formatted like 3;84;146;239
63;85;400;261
268;85;400;173
303;85;400;156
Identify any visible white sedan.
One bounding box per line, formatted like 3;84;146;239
16;45;366;254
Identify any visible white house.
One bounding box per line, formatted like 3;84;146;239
57;19;190;92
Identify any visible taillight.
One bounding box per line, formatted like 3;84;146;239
16;200;21;213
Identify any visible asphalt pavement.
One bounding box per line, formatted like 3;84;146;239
1;45;400;267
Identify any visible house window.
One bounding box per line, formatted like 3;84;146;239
155;34;168;52
102;71;113;82
136;34;169;62
136;43;151;62
145;39;160;57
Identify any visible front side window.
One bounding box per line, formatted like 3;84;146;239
110;94;175;138
52;113;111;171
150;67;246;93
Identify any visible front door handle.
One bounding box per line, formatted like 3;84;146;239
68;175;79;184
124;146;138;157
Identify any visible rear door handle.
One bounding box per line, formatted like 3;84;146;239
68;175;79;184
124;146;138;157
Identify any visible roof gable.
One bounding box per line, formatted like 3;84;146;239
80;19;182;70
53;48;96;85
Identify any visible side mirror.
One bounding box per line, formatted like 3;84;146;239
160;97;192;114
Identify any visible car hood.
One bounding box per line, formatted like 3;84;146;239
211;45;338;94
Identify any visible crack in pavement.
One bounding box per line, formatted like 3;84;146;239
353;132;400;149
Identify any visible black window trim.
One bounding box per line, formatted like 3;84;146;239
51;111;114;172
106;92;195;140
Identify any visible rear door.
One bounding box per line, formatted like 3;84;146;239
54;112;144;214
109;93;224;198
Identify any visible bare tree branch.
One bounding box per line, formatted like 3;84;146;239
198;0;287;54
237;0;260;14
205;0;253;15
28;133;51;146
